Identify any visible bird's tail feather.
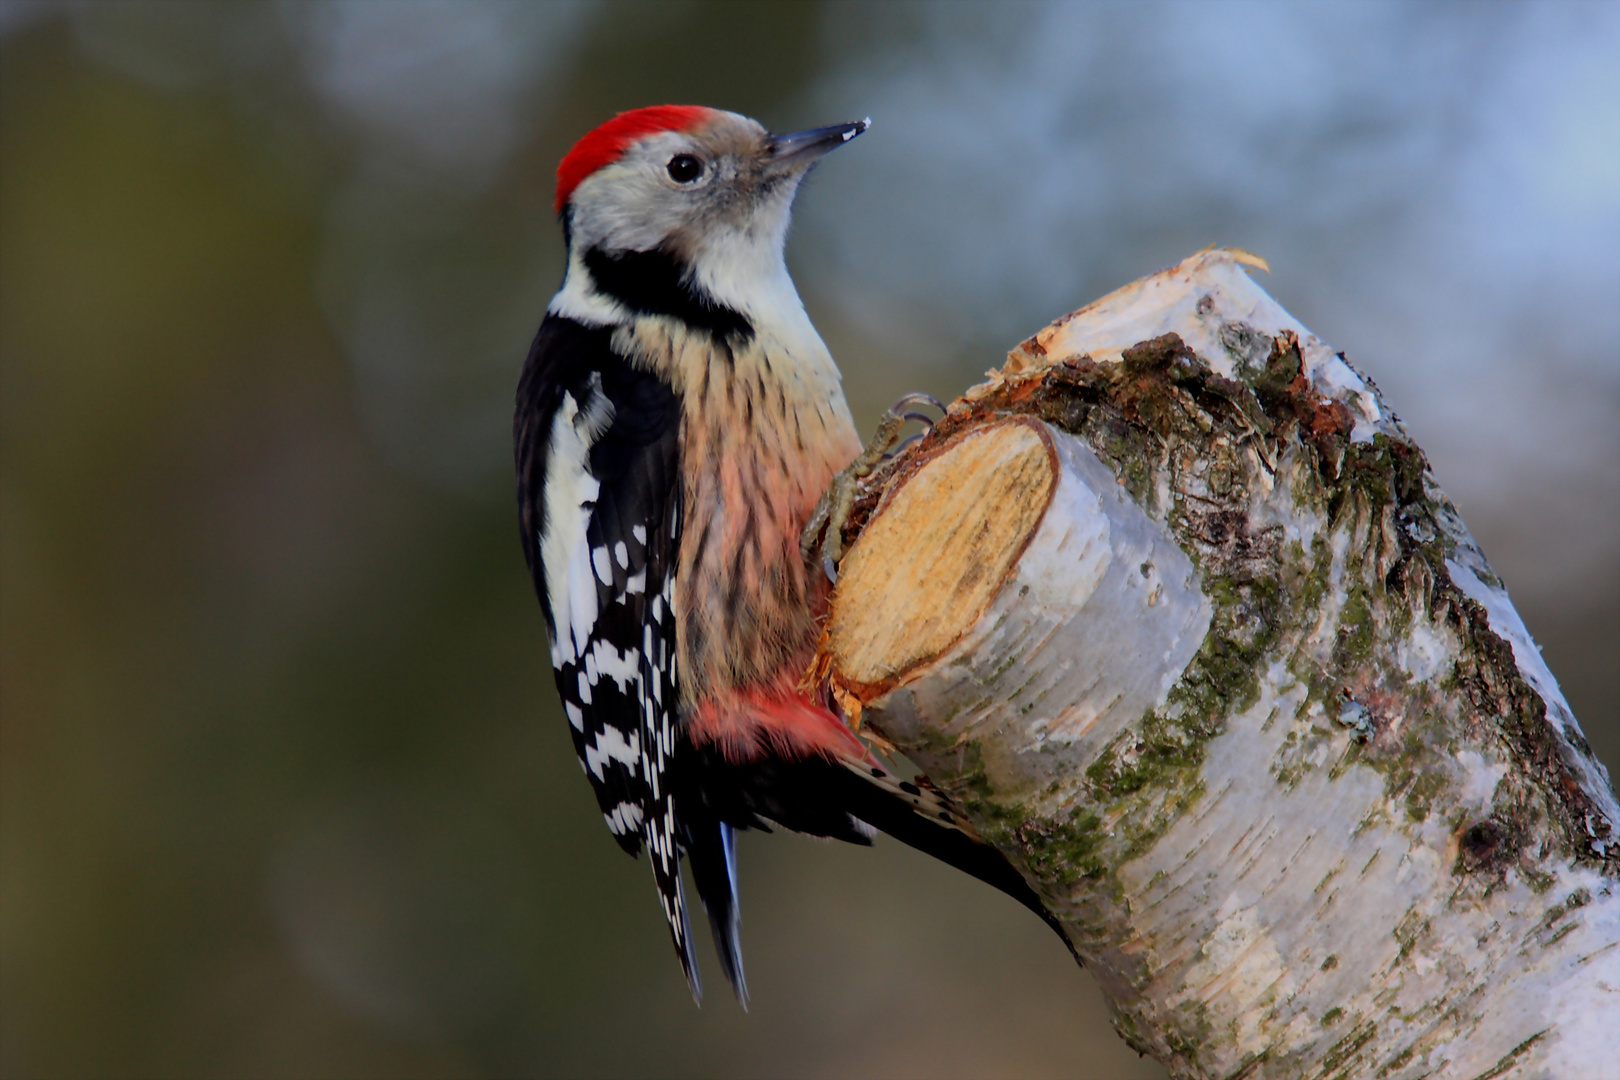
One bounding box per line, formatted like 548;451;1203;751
832;758;1081;964
685;817;748;1006
647;794;702;1003
678;734;1077;966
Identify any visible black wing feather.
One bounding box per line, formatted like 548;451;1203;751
516;314;709;996
518;318;658;855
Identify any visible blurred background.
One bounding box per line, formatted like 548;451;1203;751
1;2;1615;1077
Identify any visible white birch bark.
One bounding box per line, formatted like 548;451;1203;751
817;250;1619;1078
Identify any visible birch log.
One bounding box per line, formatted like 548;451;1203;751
815;250;1619;1078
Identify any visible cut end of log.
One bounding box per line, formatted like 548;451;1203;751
828;419;1056;691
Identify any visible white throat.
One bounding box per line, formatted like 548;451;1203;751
689;223;821;348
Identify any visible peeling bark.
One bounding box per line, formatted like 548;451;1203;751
815;251;1619;1078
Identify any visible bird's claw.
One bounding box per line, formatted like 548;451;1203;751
800;392;947;581
886;392;946;414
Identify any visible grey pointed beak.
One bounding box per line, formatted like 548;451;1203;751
765;117;870;174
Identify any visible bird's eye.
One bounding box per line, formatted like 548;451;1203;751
667;154;704;183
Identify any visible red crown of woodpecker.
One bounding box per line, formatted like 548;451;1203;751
555;105;716;215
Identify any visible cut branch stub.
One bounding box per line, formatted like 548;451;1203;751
831;416;1211;813
814;249;1620;1079
830;419;1058;692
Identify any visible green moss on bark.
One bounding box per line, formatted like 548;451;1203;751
836;318;1615;1075
903;328;1610;887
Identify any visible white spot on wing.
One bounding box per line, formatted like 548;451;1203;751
605;800;644;835
589;639;640;690
584;726;640;780
540;382;614;667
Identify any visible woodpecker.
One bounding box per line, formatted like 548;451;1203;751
515;106;1071;1003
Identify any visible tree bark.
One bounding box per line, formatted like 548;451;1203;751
814;250;1619;1078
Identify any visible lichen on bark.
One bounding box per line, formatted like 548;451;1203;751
819;251;1619;1077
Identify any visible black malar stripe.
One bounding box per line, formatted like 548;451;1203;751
583;244;754;345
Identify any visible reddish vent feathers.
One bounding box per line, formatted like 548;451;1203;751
555;105;715;214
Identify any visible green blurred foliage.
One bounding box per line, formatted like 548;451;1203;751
0;7;1164;1079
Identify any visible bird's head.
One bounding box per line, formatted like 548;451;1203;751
557;106;867;256
551;106;867;326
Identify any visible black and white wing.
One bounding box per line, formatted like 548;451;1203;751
515;315;700;993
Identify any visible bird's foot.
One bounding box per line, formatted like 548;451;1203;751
801;392;945;583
